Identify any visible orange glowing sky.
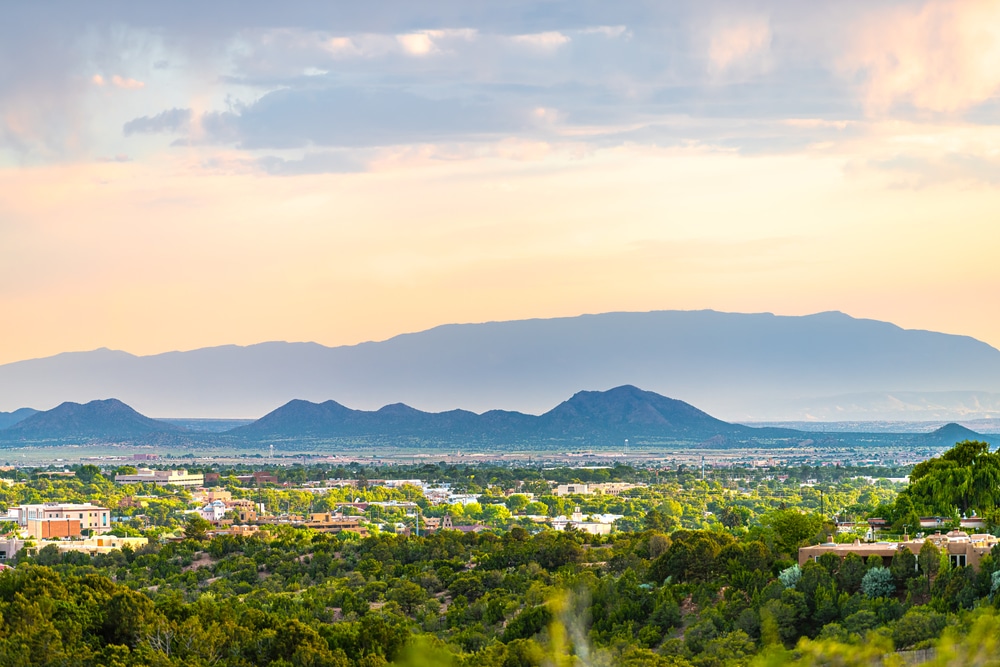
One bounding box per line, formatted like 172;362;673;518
3;1;1000;365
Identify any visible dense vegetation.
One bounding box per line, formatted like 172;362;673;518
2;443;1000;666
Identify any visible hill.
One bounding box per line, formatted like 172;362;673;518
0;408;38;430
234;385;801;446
2;310;1000;421
0;399;180;443
921;423;986;447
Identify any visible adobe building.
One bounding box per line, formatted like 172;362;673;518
799;531;999;571
8;503;112;538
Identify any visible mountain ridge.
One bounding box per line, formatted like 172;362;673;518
3;310;1000;420
2;399;180;442
233;385;801;445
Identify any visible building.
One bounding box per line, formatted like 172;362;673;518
422;515;453;533
961;516;987;531
9;503;111;538
197;500;228;523
919;516;950;530
235;471;278;486
551;507;618;535
0;538;27;561
47;535;148;556
114;469;204;487
555;484;591;496
799;531;1000;571
298;513;368;536
192;489;233;504
553;482;637;497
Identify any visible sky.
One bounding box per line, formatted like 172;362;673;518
3;0;1000;365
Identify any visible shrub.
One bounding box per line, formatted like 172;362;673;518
861;566;896;599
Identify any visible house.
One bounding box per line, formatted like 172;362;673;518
551;507;617;535
919;516;951;530
799;531;999;571
961;516;987;531
47;535;148;556
192;490;232;504
198;500;228;523
298;513;368;537
422;515;453;533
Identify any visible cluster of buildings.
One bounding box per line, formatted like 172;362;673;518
6;503;111;539
0;467;647;561
553;482;638;497
551;507;625;535
0;502;147;562
800;530;999;571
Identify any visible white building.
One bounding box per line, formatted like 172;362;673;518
115;469;204;487
198;500;228;522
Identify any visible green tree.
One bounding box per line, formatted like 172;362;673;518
184;513;211;541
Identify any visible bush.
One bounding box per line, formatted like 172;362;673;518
861;566;896;599
778;564;801;589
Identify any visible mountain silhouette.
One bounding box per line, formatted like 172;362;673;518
0;408;38;430
2;310;1000;421
921;423;986;447
233;385;799;445
1;399;179;442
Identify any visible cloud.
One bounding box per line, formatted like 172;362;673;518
111;75;145;90
509;31;571;51
843;0;1000;114
196;87;529;149
579;26;630;39
707;18;771;75
123;108;193;136
396;33;436;56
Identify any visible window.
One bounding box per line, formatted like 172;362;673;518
950;554;967;568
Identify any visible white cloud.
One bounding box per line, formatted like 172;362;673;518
509;31;571;51
841;0;1000;114
397;33;436;56
579;26;630;39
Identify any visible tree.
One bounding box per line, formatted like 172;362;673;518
762;510;824;557
778;564;802;589
75;465;102;483
184;514;211;541
719;505;751;530
506;494;530;513
861;566;896;599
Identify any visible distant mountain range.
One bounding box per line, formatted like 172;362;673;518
2;310;1000;421
0;387;990;450
2;399;178;442
0;408;38;430
233;385;799;445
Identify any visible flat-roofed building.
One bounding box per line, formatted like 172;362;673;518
800;531;999;571
115;468;204;487
10;503;111;538
46;535;147;556
299;513;368;537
